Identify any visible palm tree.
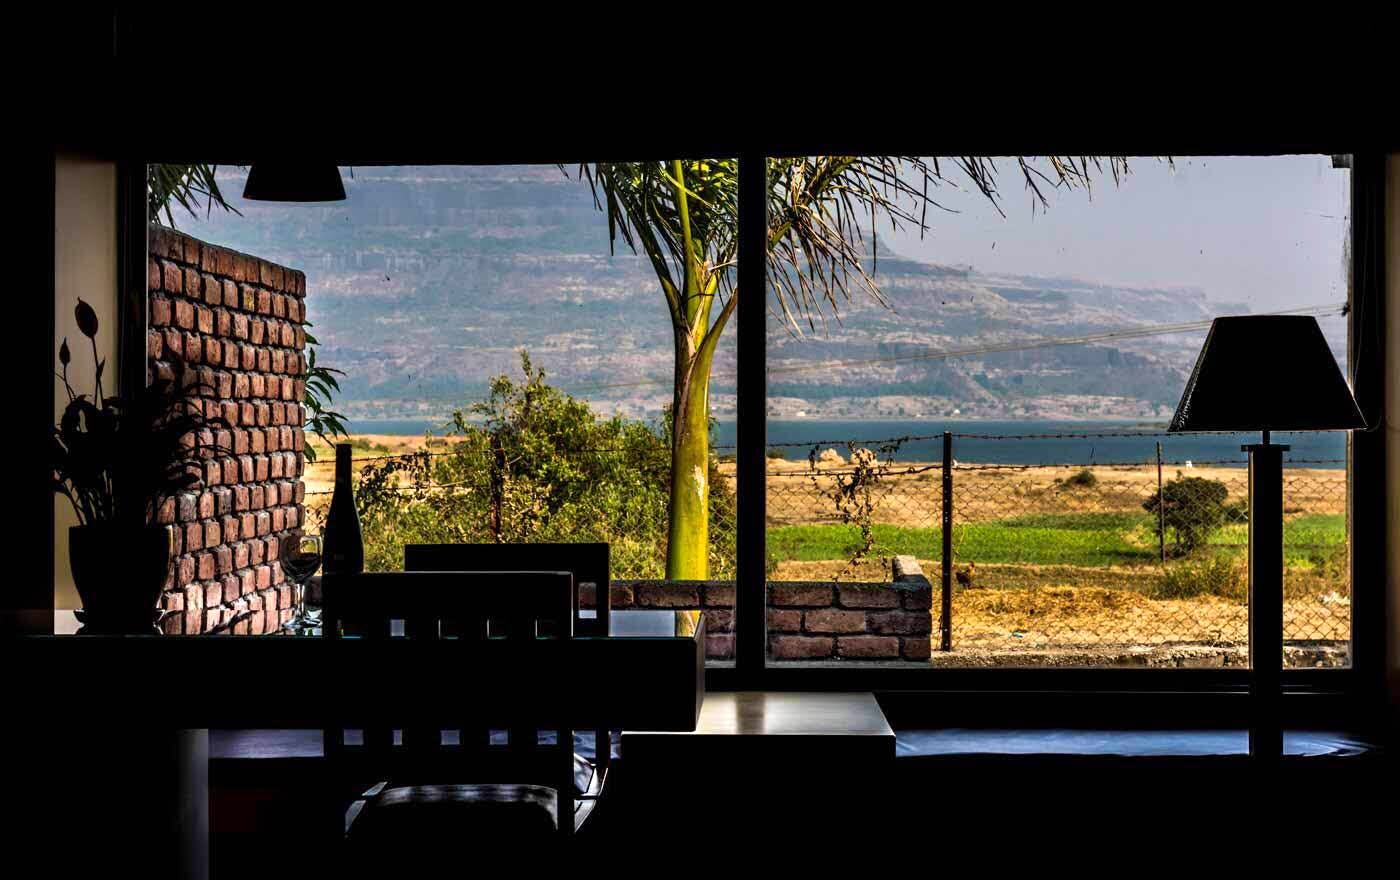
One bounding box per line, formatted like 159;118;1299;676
571;156;1133;580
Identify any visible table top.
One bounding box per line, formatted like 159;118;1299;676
622;691;895;765
22;610;706;731
52;608;702;639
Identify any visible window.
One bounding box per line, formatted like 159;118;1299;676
171;163;738;657
763;154;1353;668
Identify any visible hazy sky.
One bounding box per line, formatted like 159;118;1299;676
886;154;1350;311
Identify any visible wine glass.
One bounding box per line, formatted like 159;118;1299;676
280;532;323;634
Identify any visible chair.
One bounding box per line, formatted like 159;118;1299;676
405;542;610;638
405;543;613;771
321;570;598;866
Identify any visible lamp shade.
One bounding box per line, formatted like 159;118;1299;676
242;162;346;202
1168;315;1364;432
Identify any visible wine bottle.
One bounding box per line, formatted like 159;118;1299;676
322;443;364;574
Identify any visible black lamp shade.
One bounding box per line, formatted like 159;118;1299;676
243;162;346;202
1168;315;1364;432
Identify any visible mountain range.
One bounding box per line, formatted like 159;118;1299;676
182;164;1344;425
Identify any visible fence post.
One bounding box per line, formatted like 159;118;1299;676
1156;441;1166;564
941;431;953;652
489;432;505;541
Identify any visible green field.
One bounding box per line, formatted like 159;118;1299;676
766;513;1346;568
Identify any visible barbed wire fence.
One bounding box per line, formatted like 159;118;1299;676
302;431;1350;666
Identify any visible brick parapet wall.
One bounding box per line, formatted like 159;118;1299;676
606;558;932;662
147;226;307;635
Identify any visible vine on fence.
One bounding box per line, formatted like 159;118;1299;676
806;437;906;580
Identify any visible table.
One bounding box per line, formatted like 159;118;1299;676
617;692;895;833
21;609;706;731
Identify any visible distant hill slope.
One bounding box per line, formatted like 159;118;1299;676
181;165;1316;424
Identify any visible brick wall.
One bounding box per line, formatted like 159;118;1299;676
147;227;307;635
607;557;933;662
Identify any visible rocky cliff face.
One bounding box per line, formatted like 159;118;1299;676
182;165;1340;424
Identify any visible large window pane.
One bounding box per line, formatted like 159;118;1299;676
764;154;1351;667
171;163;737;658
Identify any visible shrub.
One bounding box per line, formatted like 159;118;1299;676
353;352;736;579
766;448;787;460
1063;468;1098;489
1142;475;1231;556
1150;553;1245;601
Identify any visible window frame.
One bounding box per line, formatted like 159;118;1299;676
118;149;1386;717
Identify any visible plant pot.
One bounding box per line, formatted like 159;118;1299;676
69;524;172;634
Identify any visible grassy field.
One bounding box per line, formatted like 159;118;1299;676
766;513;1346;570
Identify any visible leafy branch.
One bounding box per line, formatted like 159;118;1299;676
303;325;348;463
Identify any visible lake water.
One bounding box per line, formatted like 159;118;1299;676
346;417;1347;469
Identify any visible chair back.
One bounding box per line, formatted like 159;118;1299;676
405;543;610;637
320;570;578;825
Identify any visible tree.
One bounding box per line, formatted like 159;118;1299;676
1143;475;1231;556
570;156;1134;579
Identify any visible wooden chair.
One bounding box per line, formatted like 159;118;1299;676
405;543;613;773
321;570;596;866
405;543;610;639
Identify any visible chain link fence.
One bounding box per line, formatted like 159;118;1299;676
317;429;1349;667
759;433;1349;667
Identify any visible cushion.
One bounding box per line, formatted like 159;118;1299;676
347;783;559;847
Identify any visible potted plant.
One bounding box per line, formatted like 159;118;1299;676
52;300;229;633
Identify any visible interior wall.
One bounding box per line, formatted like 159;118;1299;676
54;156;119;611
1386;154;1400;715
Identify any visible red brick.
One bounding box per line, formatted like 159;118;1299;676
174;299;195;330
703;609;733;632
838;636;901;659
203;520;221;547
198;491;216;518
148;257;161;291
184;522;204;552
767;609;802;631
183;237;199;265
901;637;932;661
197;552;216;580
233;542;251;569
176;555;196;587
249;539;265;565
838;584;901;609
184;267;201;297
769;584;832;607
902;586;933;610
635;583;699;608
197;306;214;334
867;610;932;636
162;261;183;294
255;565;272;589
150;295;172;327
769;635;834;660
215;545;233;575
705;634;735;660
803;609;867;634
250;319;266;345
204;581;223;608
701;584;735;607
609;584;634;608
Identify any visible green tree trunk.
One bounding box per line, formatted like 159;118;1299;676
666;339;715;581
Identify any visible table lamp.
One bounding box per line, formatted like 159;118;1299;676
1168;315;1364;757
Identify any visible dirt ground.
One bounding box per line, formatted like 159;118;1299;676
753;456;1347;526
